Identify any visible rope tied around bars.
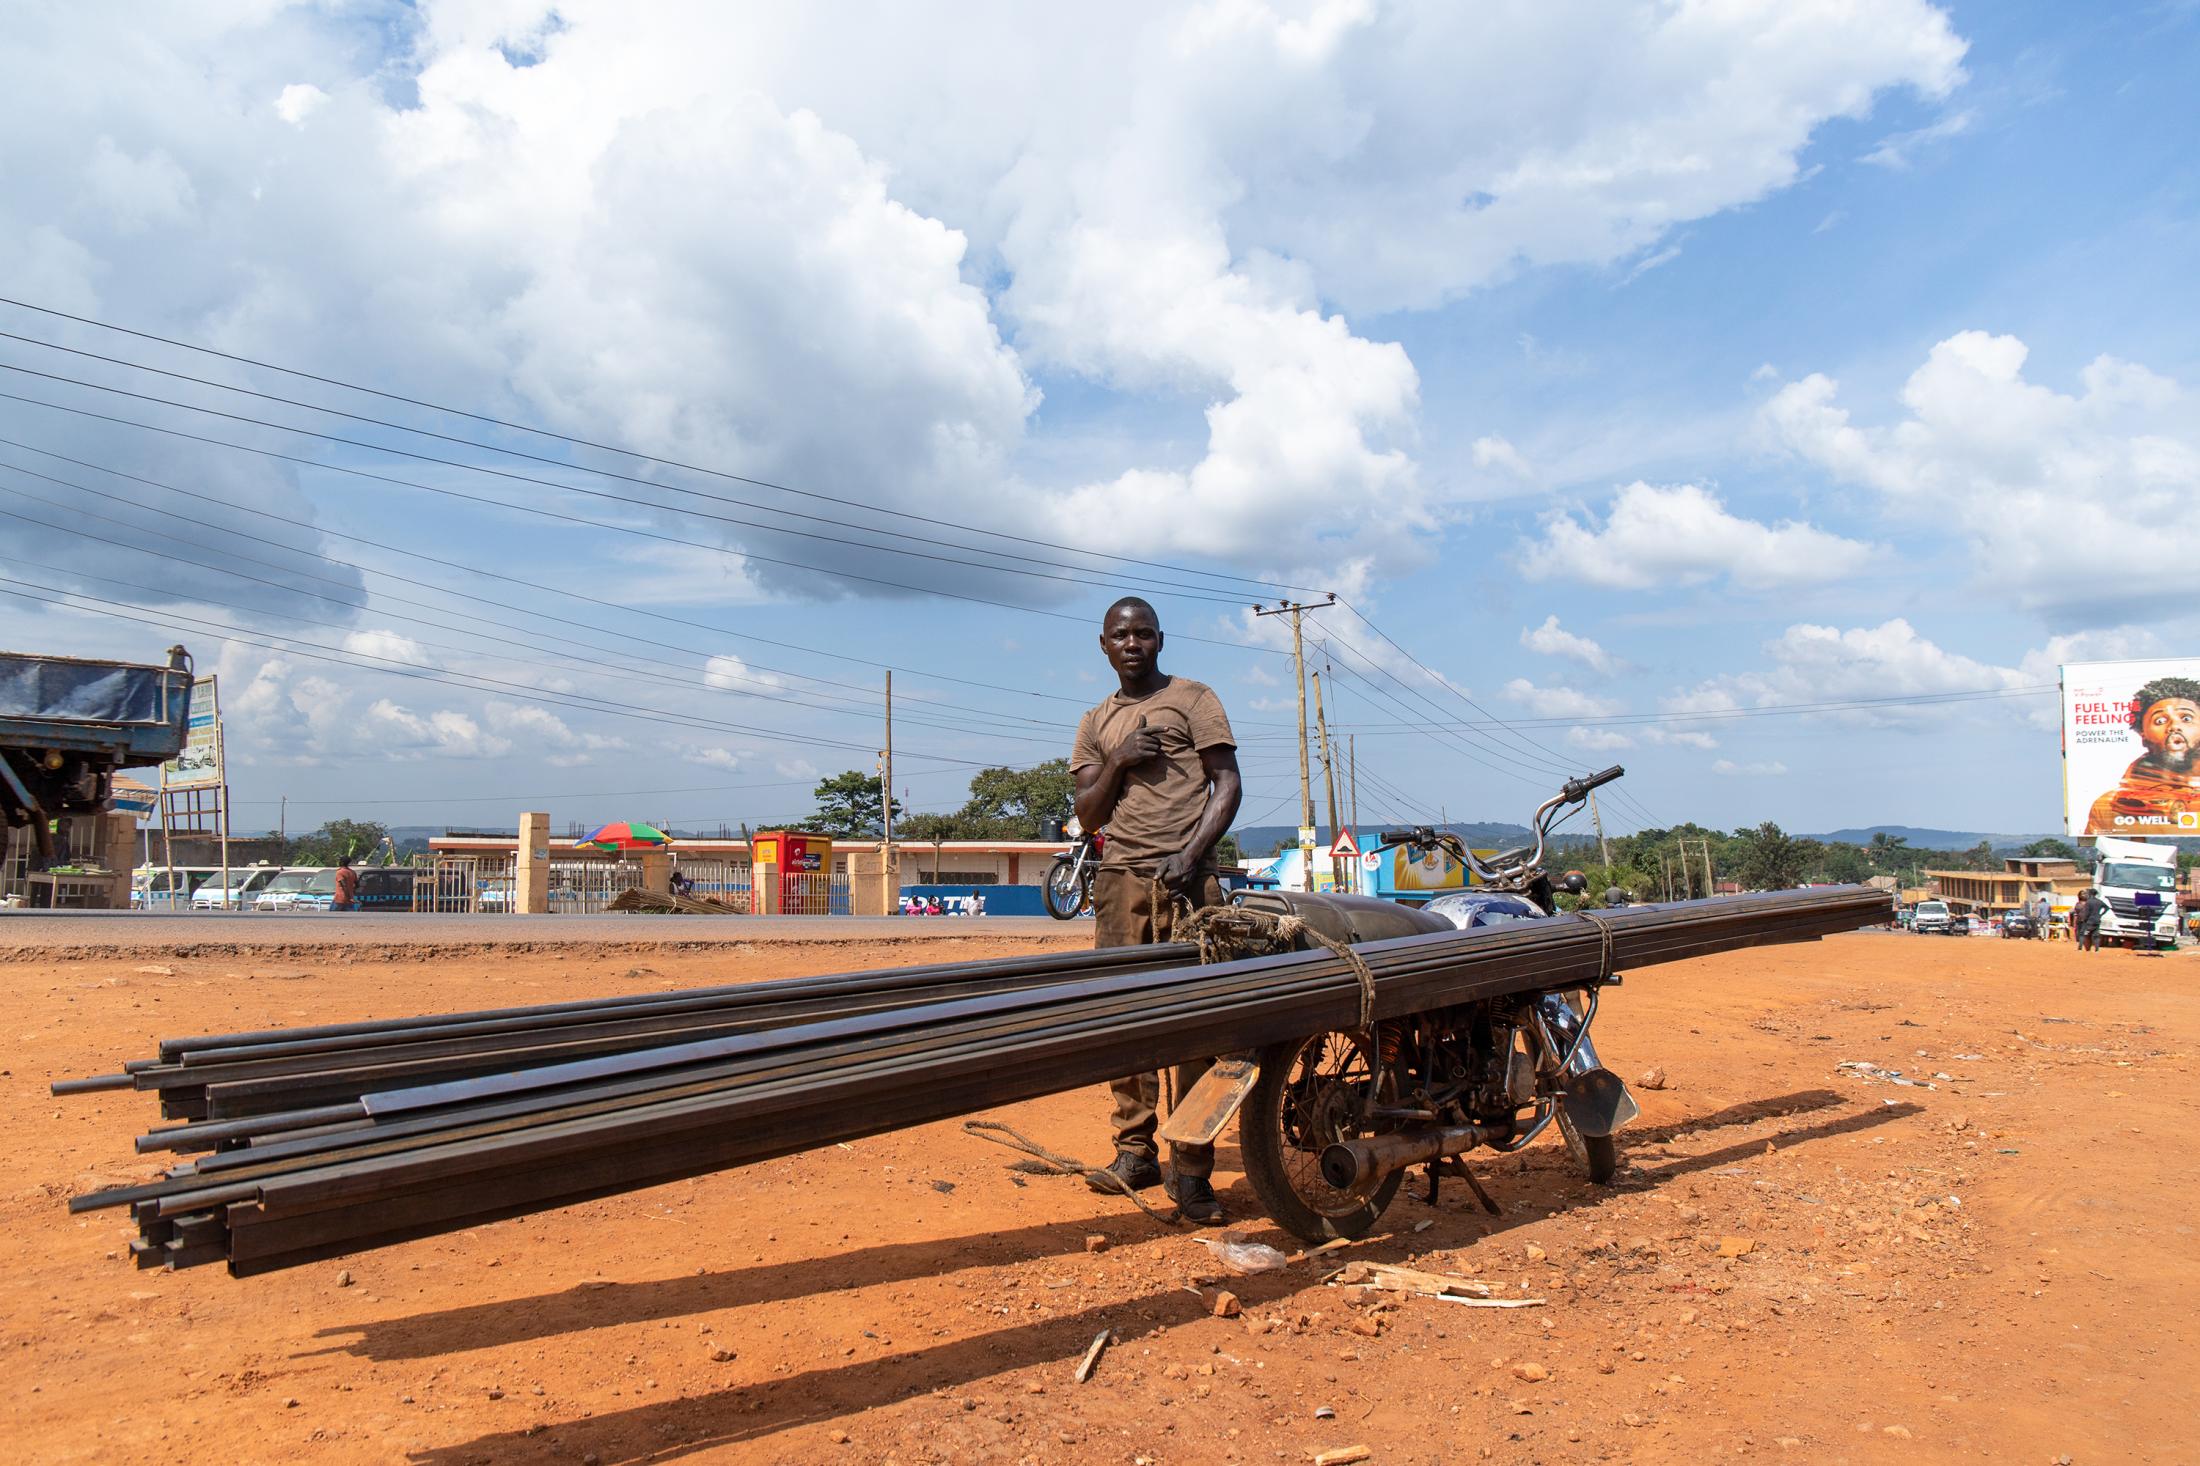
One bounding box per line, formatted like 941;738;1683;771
1575;906;1618;981
1157;877;1382;1034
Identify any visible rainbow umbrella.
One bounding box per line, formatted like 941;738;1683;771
575;820;671;851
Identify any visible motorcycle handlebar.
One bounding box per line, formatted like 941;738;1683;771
1563;764;1624;801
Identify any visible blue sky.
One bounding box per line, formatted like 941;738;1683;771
1;1;2194;840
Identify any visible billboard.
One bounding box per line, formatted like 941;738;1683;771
160;676;222;790
2062;659;2200;837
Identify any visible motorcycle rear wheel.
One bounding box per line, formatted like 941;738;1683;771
1240;1030;1405;1243
1041;857;1083;921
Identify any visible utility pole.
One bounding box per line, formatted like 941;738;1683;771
1253;595;1335;892
879;671;894;845
1348;734;1358;834
278;794;287;849
1589;790;1609;868
1313;671;1342;891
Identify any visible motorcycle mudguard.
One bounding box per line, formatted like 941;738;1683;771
1559;1066;1639;1139
1156;1057;1260;1146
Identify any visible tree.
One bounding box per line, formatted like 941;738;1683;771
290;818;389;865
1734;821;1809;891
897;810;974;841
1818;844;1869;885
806;770;902;837
2020;837;2079;861
959;759;1074;837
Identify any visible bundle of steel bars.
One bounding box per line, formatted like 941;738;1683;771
62;887;1886;1275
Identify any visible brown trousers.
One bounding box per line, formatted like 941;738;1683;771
1095;865;1225;1178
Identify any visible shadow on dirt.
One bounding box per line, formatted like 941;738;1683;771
389;1092;1920;1465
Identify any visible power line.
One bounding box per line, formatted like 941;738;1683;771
0;433;1108;709
0;465;1074;737
0;294;1329;596
0;382;1283;654
0;573;1018;768
0;340;1264;607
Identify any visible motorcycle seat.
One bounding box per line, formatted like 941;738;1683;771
1233;890;1456;946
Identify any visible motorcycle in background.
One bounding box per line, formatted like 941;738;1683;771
1042;819;1102;920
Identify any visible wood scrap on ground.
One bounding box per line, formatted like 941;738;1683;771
1073;1328;1112;1383
1330;1259;1544;1306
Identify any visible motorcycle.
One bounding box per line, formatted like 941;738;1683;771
1042;818;1103;920
1159;765;1638;1241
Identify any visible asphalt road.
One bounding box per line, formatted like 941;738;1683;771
0;910;1082;950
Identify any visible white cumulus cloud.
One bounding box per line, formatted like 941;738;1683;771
1520;614;1617;675
0;0;1969;597
1518;482;1875;590
1565;726;1632;752
1503;677;1617;719
1761;330;2200;619
1712;758;1789;776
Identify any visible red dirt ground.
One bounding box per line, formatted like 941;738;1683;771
4;930;2193;1464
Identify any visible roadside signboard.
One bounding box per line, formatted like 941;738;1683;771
1331;827;1361;859
2061;658;2200;837
160;676;222;790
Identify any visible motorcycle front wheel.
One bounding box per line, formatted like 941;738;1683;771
1041;856;1083;920
1549;991;1620;1185
1240;1030;1405;1243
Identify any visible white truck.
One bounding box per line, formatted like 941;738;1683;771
2091;837;2183;950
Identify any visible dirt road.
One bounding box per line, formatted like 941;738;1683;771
5;930;2193;1464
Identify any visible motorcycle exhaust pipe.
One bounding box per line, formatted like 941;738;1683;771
1320;1123;1493;1193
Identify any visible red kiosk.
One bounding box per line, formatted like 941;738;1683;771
750;830;832;914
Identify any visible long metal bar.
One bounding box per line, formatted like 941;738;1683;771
67;889;1889;1271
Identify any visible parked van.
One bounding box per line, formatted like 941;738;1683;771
252;867;333;911
190;865;283;911
295;865;416;913
132;866;217;910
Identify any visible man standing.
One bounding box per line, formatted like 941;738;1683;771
2072;887;2103;952
332;855;360;913
2034;891;2052;941
1071;596;1242;1224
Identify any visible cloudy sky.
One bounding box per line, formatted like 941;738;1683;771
3;1;2194;839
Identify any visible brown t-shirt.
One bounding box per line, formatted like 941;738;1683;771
1071;676;1235;867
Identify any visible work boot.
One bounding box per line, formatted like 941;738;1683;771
1087;1150;1163;1195
1166;1172;1226;1226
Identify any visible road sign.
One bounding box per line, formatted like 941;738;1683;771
1331;827;1361;859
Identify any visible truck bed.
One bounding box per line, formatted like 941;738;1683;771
0;648;194;766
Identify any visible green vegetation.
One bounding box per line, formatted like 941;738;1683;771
804;771;905;837
1547;820;2056;899
286;818;394;865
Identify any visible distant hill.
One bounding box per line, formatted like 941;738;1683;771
1233;821;1532;854
1805;825;2065;851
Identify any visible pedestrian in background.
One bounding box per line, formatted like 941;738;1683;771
2073;888;2104;952
331;856;359;913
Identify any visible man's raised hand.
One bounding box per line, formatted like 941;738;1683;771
1112;713;1163;770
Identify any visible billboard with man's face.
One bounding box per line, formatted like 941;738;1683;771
2062;659;2200;837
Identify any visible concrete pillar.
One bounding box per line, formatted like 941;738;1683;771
641;849;671;895
753;862;779;915
516;811;552;915
846;843;899;916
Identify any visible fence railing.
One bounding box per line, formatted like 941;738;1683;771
673;854;752;910
771;870;849;916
